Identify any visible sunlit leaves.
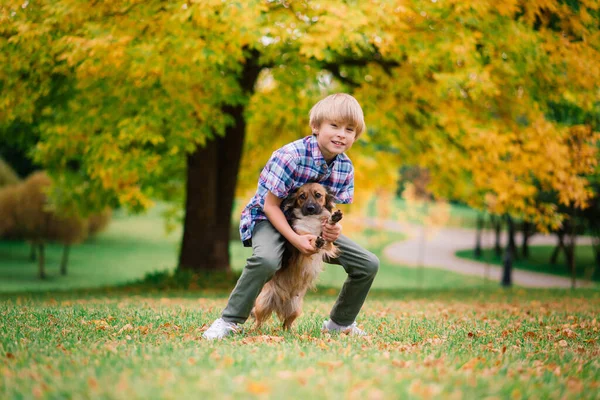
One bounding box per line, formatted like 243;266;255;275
1;0;598;230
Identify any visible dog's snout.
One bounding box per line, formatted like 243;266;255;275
302;202;319;215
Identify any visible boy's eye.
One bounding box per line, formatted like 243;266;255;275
330;123;338;128
346;127;355;132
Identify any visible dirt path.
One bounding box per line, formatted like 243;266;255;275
364;218;595;288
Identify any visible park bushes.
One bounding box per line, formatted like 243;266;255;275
0;171;112;279
0;157;20;188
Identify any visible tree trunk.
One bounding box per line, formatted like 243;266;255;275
565;218;577;289
178;52;261;272
521;221;532;259
38;243;46;280
594;235;600;268
30;243;37;262
501;215;515;287
61;245;70;276
593;235;600;280
492;215;502;257
550;230;565;264
474;213;483;258
507;217;518;261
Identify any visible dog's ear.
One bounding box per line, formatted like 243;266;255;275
325;189;336;212
281;189;298;219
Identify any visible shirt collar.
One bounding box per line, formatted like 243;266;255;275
308;134;336;167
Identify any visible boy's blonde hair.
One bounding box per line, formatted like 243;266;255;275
309;93;366;138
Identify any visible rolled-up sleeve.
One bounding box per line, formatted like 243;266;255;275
259;152;297;199
335;168;354;204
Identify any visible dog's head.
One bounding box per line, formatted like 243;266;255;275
282;183;335;218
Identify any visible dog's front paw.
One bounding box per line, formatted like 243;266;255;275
330;210;343;224
315;236;325;249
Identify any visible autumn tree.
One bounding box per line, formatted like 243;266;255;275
0;156;20;188
2;0;599;279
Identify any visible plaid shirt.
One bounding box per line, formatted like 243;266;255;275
239;134;354;246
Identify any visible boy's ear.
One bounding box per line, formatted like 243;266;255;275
325;190;336;212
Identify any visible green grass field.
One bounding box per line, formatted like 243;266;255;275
0;204;489;293
2;203;600;398
456;246;599;282
1;289;599;399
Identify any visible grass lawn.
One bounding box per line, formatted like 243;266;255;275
0;204;489;293
0;206;182;293
456;246;599;282
1;289;599;399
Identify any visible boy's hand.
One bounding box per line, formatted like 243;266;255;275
321;221;342;242
292;234;319;256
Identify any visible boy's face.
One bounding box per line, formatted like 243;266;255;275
314;120;357;162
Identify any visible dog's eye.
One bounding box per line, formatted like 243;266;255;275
299;193;306;200
315;192;322;198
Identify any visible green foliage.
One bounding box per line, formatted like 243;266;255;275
1;0;599;231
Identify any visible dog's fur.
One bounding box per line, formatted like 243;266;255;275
252;183;342;330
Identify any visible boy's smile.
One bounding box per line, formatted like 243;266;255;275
314;120;356;162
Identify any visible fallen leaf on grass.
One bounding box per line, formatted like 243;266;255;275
87;377;99;390
220;356;234;367
317;360;343;371
391;359;413;368
461;357;486;371
567;377;583;392
246;381;270;395
409;379;441;397
240;335;284;344
562;329;577;338
138;325;152;335
276;370;294;379
118;324;134;333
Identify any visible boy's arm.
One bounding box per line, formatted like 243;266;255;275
263;191;318;256
321;168;353;242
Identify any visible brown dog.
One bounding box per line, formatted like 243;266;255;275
252;183;343;330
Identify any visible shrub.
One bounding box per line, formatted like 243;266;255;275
0;157;20;188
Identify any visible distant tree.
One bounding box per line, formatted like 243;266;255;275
0;157;20;188
0;172;100;278
0;185;19;238
2;0;598;279
47;212;88;276
87;209;112;238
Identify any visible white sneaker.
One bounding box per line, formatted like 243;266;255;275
202;318;239;340
322;319;367;336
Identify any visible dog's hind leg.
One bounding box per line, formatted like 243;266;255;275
253;288;275;329
282;295;303;331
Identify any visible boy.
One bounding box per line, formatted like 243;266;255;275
203;93;379;340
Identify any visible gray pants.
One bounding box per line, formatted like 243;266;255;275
222;221;379;326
